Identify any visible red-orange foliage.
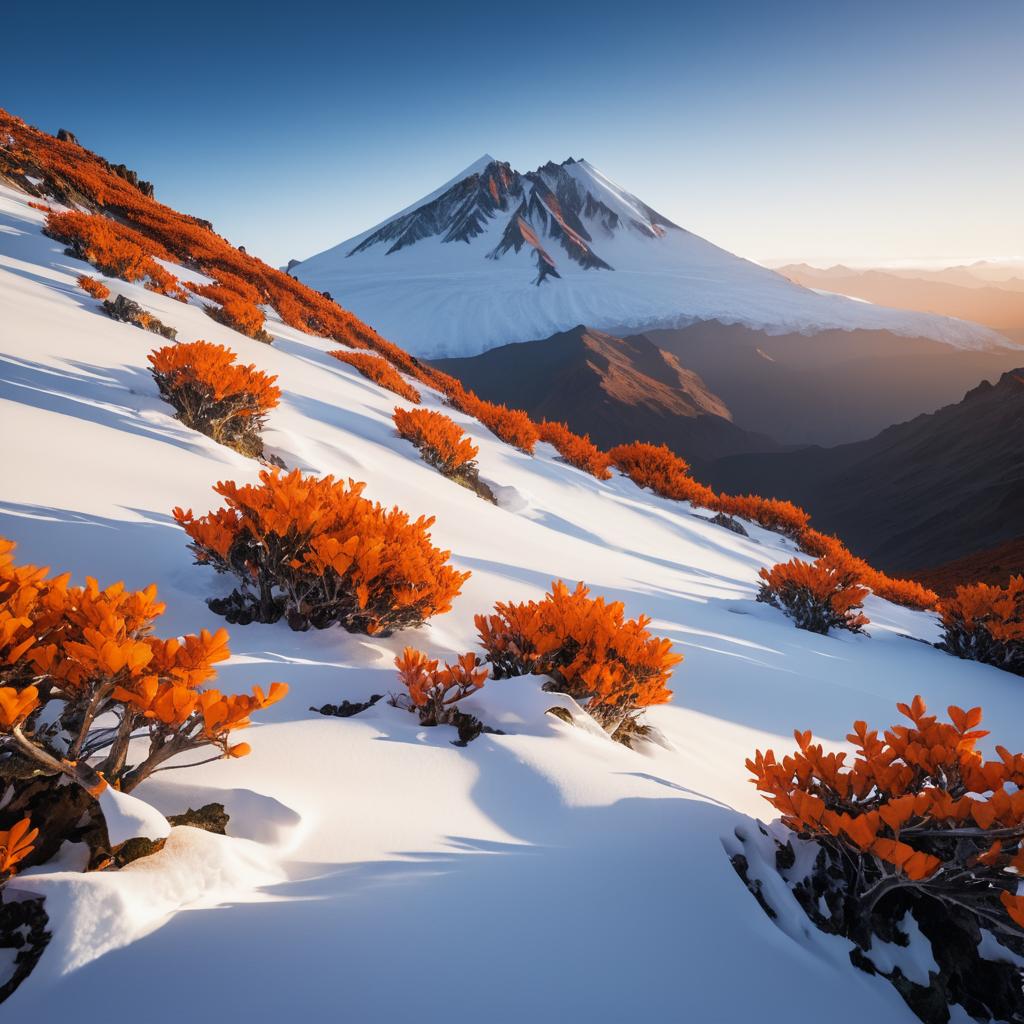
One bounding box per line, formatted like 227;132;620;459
718;493;810;538
148;340;280;456
475;580;681;743
799;529;939;611
77;274;109;300
45;209;186;298
608;442;717;506
538;420;612;480
938;575;1024;675
189;278;269;341
0;818;38;882
27;200;53;212
175;469;470;635
457;392;539;454
0;535;286;863
747;697;1024;994
758;555;869;634
329;350;421;403
395;647;488;727
394;406;478;476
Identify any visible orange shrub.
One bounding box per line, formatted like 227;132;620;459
0;536;285;863
538;420;611;480
76;274;109;300
475;581;681;743
190;279;269;341
758;555;869;634
457;393;539;454
746;697;1024;1018
608;441;717;506
0;818;38;882
45;209;186;298
175;469;470;635
148;340;280;457
393;406;478;476
395;647;488;727
938;575;1024;675
719;493;810;538
329;349;420;403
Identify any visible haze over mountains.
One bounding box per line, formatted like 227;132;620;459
706;368;1024;573
780;262;1024;342
294;156;1005;358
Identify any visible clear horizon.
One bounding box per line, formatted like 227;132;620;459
6;0;1022;268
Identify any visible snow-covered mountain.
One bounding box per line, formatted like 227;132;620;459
295;156;1008;357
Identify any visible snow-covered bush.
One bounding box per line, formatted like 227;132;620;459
757;555;869;635
608;441;717;506
0;537;286;865
537;420;611;480
328;350;420;403
938;576;1024;675
148;339;280;457
395;647;487;726
745;697;1024;1022
76;274;109;300
475;580;681;744
175;468;471;635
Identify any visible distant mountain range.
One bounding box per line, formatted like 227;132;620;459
705;368;1024;573
779;262;1024;341
293;156;1005;358
434;325;778;461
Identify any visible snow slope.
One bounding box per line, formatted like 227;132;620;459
2;182;1020;1022
295;157;1008;357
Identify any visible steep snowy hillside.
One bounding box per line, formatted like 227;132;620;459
295;157;1007;357
3;180;1023;1022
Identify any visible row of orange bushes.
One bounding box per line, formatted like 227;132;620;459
0;536;286;867
9;108;941;614
328;350;421;403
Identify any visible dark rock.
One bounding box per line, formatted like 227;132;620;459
168;803;230;835
285;258;302;274
321;291;332;301
112;835;166;867
312;695;384;719
709;512;748;535
56;128;78;145
102;294;177;339
0;893;50;1004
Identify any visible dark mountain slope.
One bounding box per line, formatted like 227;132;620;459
434;325;779;461
641;322;1024;446
705;369;1024;572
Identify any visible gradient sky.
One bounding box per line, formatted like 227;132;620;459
5;0;1022;267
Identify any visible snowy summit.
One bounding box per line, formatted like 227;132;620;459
295;156;1007;357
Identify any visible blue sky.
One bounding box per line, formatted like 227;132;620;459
6;0;1022;266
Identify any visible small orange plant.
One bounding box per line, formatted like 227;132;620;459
0;536;286;864
608;442;717;507
475;581;681;744
537;420;611;480
175;468;470;635
190;279;270;341
757;555;869;634
394;406;478;476
148;339;280;457
395;647;488;727
77;274;109;300
745;697;1024;1019
938;575;1024;675
329;349;420;403
718;493;810;538
0;818;38;882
